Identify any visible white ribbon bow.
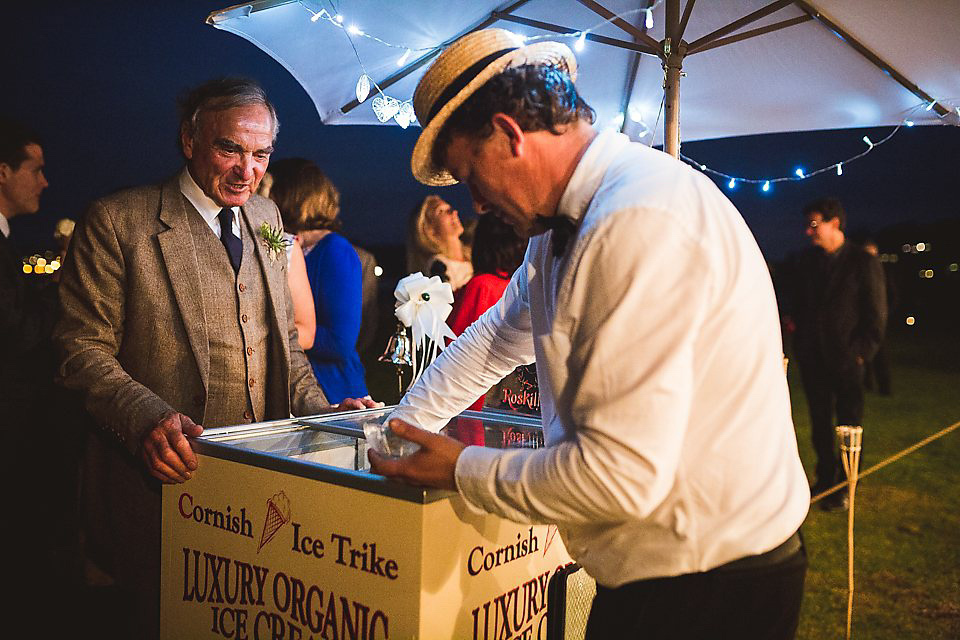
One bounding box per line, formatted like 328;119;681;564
394;273;457;349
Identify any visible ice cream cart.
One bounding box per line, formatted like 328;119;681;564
160;406;572;639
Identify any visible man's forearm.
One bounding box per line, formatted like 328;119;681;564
59;347;175;455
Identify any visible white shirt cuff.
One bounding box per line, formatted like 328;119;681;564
454;445;502;514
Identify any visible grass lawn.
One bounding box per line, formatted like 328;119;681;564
792;327;960;639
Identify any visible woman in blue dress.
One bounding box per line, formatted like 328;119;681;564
268;158;368;404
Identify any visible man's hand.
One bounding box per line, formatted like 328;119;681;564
336;396;384;411
368;419;466;490
141;412;204;483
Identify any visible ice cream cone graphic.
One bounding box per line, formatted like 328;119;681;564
258;491;291;552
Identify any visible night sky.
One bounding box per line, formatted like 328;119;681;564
5;2;959;265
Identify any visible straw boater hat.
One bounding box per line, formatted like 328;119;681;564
411;28;578;186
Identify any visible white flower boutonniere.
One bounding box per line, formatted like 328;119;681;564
258;222;290;261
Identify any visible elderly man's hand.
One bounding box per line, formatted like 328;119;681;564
141;412;204;483
368;419;466;490
336;396;384;411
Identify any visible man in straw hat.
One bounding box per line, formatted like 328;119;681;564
370;28;810;638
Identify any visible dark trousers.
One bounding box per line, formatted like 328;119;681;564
585;546;807;639
798;359;864;489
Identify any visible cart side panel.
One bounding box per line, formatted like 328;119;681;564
161;454;423;639
418;498;573;640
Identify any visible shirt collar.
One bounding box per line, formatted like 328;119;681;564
179;167;238;225
0;212;10;239
556;130;630;225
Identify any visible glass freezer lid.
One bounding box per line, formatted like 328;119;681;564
192;407;543;503
197;406;542;468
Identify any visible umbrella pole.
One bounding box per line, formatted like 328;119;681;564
663;55;681;158
662;0;685;158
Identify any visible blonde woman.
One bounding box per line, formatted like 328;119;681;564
406;194;473;291
268;158;368;404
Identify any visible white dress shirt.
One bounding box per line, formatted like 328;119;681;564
391;131;810;587
0;212;11;239
179;168;241;240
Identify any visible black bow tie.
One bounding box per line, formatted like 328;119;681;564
537;215;578;257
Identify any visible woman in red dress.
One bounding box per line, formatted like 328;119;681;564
447;214;529;444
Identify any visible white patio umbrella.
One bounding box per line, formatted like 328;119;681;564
207;0;960;158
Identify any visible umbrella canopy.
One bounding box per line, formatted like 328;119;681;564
207;0;960;150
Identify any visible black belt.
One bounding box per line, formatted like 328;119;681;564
712;531;804;573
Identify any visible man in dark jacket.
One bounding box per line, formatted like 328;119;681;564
0;117;54;426
1;116;86;600
791;197;887;510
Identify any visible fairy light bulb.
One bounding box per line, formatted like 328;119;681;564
574;32;586;52
862;136;874;148
728;178;736;189
762;181;771;192
645;9;654;29
795;167;805;178
836;163;843;176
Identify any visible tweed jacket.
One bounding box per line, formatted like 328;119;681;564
56;175;328;452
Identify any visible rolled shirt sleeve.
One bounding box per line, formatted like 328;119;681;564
454;208;710;525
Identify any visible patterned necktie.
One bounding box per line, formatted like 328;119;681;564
218;208;243;273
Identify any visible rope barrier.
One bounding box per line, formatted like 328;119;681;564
806;418;960;639
810;418;960;504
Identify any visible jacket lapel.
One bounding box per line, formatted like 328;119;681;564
157;177;210;390
240;199;291;380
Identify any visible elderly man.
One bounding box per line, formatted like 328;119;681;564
56;77;375;637
370;29;810;639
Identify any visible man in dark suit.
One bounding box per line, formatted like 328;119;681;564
1;117;87;606
0;117;53;426
790;197;886;511
55;78;376;638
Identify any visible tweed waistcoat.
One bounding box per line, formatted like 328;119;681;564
186;207;270;426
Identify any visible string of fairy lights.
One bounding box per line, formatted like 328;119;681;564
678;99;960;192
294;0;958;190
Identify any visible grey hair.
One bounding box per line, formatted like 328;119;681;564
177;77;279;147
